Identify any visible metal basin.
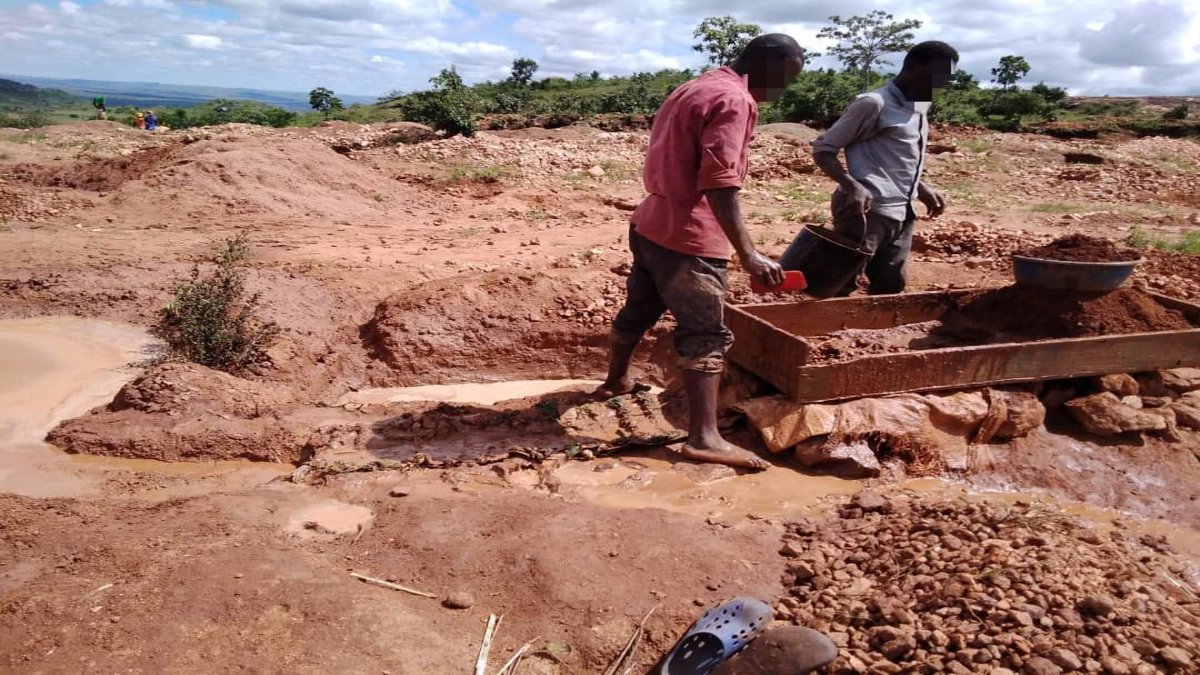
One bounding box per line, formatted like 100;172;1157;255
1011;254;1145;292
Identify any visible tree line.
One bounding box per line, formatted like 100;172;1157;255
361;12;1082;137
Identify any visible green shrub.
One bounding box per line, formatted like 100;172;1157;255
773;69;860;125
1164;103;1190;121
4;110;50;129
155;233;280;373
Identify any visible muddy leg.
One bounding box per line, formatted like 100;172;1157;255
678;370;768;470
595;331;642;398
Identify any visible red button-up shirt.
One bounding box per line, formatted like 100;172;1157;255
633;66;758;261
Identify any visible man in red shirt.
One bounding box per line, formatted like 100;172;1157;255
597;34;805;470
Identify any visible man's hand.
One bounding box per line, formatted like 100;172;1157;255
843;181;874;216
917;183;946;218
742;251;785;288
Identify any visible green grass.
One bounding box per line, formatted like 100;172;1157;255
942;181;987;209
959;138;993;154
781;185;827;203
525;208;550;221
782;207;831;224
448;164;511;181
1029;202;1081;214
1128;228;1200;254
596;159;637;181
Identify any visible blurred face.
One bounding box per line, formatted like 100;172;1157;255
748;55;805;103
931;59;956;89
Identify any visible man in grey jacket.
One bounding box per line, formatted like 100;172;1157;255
796;40;958;295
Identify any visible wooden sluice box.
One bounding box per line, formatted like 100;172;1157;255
725;290;1200;403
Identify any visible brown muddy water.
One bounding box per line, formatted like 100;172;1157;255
4;317;1200;566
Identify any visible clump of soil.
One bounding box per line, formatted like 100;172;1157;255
935;286;1192;343
780;495;1200;673
361;268;672;386
1017;234;1142;262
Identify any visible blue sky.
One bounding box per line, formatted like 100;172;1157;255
1;0;1198;97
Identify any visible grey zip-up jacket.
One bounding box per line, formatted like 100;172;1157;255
811;80;929;221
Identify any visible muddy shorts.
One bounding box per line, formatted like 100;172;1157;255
611;225;733;373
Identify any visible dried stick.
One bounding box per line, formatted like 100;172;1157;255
475;613;502;675
495;636;540;675
603;605;658;675
349;572;436;598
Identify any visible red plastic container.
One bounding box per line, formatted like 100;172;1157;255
751;270;808;294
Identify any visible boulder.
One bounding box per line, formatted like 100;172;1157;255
1065;392;1170;436
1093;374;1139;397
1161;368;1200;394
1170;402;1200;431
925;391;990;431
795;438;881;477
712;626;838;675
993;390;1046;440
736;397;837;452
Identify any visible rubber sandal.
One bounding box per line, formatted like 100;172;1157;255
659;597;774;675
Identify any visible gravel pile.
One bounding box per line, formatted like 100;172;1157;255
778;494;1200;674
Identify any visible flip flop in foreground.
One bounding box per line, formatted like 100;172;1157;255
650;597;839;675
651;597;772;675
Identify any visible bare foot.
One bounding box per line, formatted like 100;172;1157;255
593;377;640;399
678;439;769;470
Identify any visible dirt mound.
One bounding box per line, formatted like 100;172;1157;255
936;286;1192;342
781;495;1200;673
1018;234;1142;262
46;362;309;463
758;122;821;142
361;268;650;385
9;135;405;221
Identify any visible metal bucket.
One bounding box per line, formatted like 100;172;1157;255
779;222;873;299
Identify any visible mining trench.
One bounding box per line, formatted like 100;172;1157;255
6;123;1200;672
5;309;1200;672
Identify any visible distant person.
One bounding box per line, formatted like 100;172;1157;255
786;40;958;296
595;34;804;470
92;96;107;120
134;112;145;130
144;110;157;131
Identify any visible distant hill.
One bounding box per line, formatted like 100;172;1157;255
0;78;82;110
0;74;373;112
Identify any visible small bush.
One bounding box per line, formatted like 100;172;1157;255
1164;103;1190;121
155;233;280;373
1127;228;1200;254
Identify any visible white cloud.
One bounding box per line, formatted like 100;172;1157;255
405;37;515;60
1;0;1198;96
183;34;224;49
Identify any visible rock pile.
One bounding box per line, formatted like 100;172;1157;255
779;494;1200;674
1061;369;1200;442
912;221;1050;268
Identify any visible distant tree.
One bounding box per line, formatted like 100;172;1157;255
947;70;979;91
422;66;482;137
818;11;922;92
507;58;539;86
430;68;465;92
692;15;763;66
991;56;1031;92
773;68;861;125
590;70;602;81
308;87;343;118
1031;81;1068;107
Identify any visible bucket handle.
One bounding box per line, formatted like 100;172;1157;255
852;211;870;249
